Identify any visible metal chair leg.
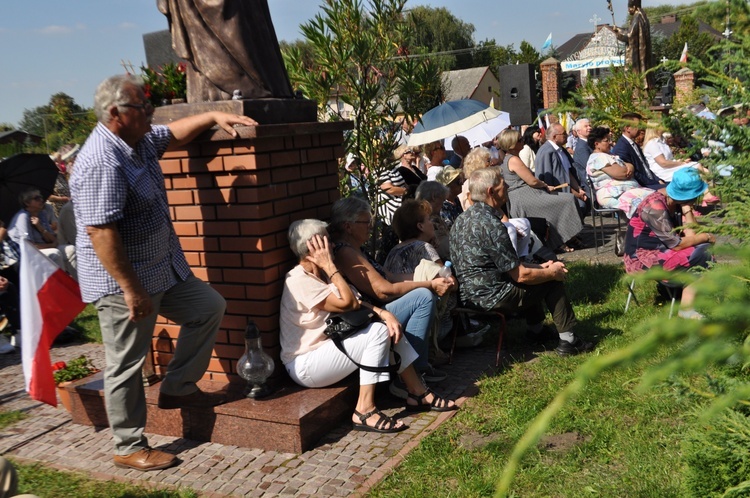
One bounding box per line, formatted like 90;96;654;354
625;278;639;312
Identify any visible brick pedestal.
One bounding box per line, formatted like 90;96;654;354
540;58;561;109
151;120;352;384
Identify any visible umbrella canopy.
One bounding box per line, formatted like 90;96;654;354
452;111;511;148
0;154;59;226
407;99;502;147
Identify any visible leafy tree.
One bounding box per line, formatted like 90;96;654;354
281;0;443;256
471;39;517;76
406;5;475;70
0;123;13;132
18;93;95;153
659;16;715;65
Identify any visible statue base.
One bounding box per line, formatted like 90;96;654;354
152;98;318;125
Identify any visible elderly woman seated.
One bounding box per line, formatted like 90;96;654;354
329;197;454;387
7;188;77;279
280;219;456;433
497;129;583;253
586;126;654;218
623;169;716;319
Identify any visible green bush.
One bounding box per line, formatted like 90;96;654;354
684;408;750;497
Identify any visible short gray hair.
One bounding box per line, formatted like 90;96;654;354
415;181;449;203
288;219;329;259
19;188;41;206
93;74;144;124
468;167;502;203
329;196;371;235
573;118;590;132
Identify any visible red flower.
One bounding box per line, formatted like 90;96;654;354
52;362;67;371
177;62;186;73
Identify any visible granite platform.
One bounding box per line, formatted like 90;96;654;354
62;372;358;453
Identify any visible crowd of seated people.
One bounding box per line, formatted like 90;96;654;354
280;219;457;434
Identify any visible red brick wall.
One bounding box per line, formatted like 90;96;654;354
541;59;561;109
151;122;351;384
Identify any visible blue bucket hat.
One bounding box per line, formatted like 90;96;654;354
666;168;708;202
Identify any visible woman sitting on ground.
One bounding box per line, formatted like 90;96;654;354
329;197;454;385
280;220;456;433
586;126;654;218
623;168;716;319
497;129;583;253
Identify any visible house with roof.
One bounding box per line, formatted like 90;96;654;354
441;66;500;107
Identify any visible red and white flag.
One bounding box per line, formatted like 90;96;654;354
20;240;85;406
680;43;688;63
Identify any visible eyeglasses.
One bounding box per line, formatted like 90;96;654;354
352;217;374;227
404;149;417;155
30;195;43;201
119;101;153;111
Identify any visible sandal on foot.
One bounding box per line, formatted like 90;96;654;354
405;388;458;413
556;244;575;254
352;408;407;433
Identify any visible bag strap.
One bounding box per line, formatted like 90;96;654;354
330;337;401;374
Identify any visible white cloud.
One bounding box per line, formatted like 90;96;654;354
36;25;74;36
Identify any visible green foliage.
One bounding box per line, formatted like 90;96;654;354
0;410;27;430
52;355;97;384
560;66;654;134
72;303;102;343
683;408;750;497
406;5;475;70
18;92;96;153
282;0;444;256
140;62;187;106
12;459;198;497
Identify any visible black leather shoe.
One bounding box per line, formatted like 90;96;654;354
555;337;595;356
113;447;177;471
158;389;227;410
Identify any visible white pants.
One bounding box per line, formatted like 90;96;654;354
41;244;76;280
286;322;418;387
503;218;544;258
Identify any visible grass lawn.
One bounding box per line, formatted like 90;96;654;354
369;261;712;497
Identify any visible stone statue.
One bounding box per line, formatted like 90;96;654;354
158;0;294;102
614;0;654;91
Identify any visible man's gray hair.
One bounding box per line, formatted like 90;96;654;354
19;188;41;207
416;181;449;203
287;219;329;259
329;196;371;235
573;118;590;132
93;74;144;125
468;167;502;203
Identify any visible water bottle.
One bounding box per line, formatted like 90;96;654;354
438;261;452;279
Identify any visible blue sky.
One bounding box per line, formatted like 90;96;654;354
0;0;667;127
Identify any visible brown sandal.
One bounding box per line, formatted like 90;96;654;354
405;388;458;412
352;408;408;433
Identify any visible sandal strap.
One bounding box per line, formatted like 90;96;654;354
407;388;451;409
354;408;396;431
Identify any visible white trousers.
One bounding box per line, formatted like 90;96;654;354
40;244;76;280
286;322;418;387
503;218;545;258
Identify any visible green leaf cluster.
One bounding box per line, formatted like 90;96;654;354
53;355;97;385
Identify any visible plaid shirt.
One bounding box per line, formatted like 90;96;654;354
70;123;191;303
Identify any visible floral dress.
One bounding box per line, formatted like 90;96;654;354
623;191;704;273
587;152;653;218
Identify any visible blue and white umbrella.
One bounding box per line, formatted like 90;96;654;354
407;99;502;147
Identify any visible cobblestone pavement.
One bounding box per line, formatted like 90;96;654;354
0;340;497;497
0;215;624;497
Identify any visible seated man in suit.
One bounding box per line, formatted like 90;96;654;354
449;167;595;357
611;113;665;190
535;123;588;220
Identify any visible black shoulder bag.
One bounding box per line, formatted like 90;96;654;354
324;309;401;373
